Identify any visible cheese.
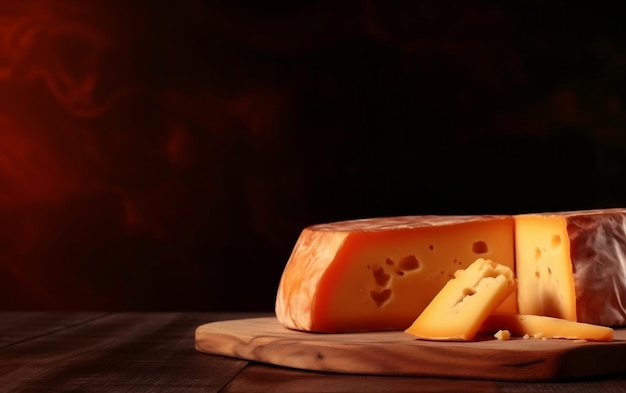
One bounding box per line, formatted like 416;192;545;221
494;329;511;340
276;208;626;333
481;312;614;342
404;259;516;341
275;215;516;332
514;208;626;326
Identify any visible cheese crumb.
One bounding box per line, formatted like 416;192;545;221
522;334;530;340
533;332;544;339
494;329;511;341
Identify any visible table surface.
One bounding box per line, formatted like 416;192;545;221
2;312;626;393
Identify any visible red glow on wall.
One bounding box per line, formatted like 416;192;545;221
0;1;621;311
0;0;307;311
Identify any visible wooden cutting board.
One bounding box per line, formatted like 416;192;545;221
195;317;626;382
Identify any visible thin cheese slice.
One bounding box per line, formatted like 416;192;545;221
480;312;614;342
275;215;516;332
404;259;516;341
514;208;626;326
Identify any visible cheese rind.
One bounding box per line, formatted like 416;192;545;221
514;208;626;326
275;215;516;332
404;259;516;341
480;312;614;342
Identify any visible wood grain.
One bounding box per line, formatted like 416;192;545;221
3;312;626;392
195;317;626;382
0;312;106;349
220;363;500;393
221;363;626;393
0;312;248;393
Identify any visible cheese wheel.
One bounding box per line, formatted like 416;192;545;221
514;208;626;326
275;215;516;332
276;208;626;333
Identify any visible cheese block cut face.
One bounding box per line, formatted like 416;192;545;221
515;208;626;326
405;258;516;341
275;215;515;332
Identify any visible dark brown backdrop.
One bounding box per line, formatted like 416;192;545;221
0;1;624;311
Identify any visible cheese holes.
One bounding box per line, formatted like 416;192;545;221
399;255;420;271
372;267;391;287
369;255;421;306
535;248;542;261
551;235;562;249
454;287;477;307
472;241;488;254
370;289;392;307
463;287;477;297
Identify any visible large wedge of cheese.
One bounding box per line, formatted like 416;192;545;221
480;312;614;342
405;259;516;341
275;215;516;332
276;208;626;333
515;208;626;326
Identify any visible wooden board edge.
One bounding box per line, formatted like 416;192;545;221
194;317;626;382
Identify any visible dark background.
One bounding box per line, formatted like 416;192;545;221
0;1;625;312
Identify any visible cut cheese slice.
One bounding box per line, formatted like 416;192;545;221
480;312;614;342
275;215;516;332
514;208;626;326
404;258;516;341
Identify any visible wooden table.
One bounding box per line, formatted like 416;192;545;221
2;312;626;392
